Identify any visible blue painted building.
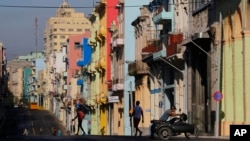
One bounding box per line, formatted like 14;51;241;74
23;67;32;105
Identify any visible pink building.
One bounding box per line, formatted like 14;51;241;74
106;0;118;85
67;32;90;98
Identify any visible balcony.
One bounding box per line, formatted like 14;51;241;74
63;56;68;62
89;36;97;47
112;79;124;91
63;71;67;78
28;86;35;92
86;63;96;75
63;84;67;90
142;39;162;54
55;73;61;80
112;38;124;48
152;5;173;24
166;34;183;57
31;61;36;67
27;77;35;84
128;61;149;76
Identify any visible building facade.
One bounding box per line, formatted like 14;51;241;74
216;0;250;136
43;0;91;118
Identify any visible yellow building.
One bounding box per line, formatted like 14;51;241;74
87;0;108;135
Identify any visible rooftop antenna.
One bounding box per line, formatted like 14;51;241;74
35;16;38;58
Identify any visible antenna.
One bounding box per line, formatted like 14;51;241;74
35;17;38;58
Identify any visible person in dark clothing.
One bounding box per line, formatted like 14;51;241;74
72;107;86;135
131;100;144;137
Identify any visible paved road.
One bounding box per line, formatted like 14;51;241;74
2;135;230;141
1;106;230;141
1;106;68;137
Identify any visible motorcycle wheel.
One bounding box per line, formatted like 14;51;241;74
185;127;199;139
158;127;172;140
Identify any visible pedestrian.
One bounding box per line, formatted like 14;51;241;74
39;127;43;135
22;128;29;136
57;129;61;136
51;127;57;136
72;107;86;136
71;119;75;134
130;100;144;137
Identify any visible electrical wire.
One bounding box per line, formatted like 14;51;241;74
0;1;211;9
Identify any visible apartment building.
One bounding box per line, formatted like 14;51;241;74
0;42;7;99
43;1;91;114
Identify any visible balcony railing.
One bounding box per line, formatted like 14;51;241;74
112;78;124;91
152;4;173;24
142;39;162;54
63;71;67;78
112;38;124;48
166;34;183;57
63;85;68;90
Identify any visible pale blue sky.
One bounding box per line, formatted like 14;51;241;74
0;0;99;60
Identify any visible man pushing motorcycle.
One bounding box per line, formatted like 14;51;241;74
167;105;181;120
150;105;181;138
150;105;199;140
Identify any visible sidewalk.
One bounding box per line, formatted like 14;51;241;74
199;135;229;139
174;134;230;140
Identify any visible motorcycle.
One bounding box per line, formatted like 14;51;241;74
150;112;199;140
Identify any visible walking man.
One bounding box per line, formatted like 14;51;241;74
72;107;86;135
23;128;29;136
131;100;144;137
39;127;43;135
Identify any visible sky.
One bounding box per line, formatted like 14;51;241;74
0;0;100;60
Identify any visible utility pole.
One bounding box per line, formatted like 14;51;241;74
215;12;222;137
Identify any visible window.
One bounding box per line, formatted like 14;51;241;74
74;42;81;48
60;28;65;32
60;35;65;39
68;28;74;32
77;29;82;32
191;0;211;13
60;42;65;46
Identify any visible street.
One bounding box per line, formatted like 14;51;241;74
2;106;68;137
1;106;230;141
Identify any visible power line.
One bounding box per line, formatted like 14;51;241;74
0;2;207;9
0;5;94;8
